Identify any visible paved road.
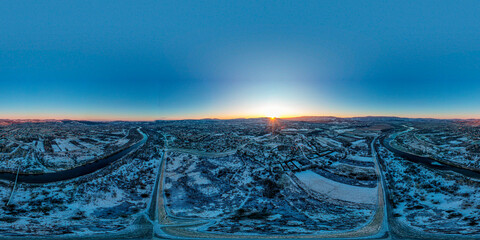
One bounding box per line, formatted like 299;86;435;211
153;136;390;239
380;130;480;240
371;136;391;238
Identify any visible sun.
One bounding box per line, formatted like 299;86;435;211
266;111;279;119
255;102;298;120
263;104;282;119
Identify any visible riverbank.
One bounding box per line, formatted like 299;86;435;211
0;129;148;183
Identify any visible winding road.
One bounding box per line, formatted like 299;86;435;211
152;135;390;239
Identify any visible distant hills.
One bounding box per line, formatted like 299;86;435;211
281;116;455;123
1;116;479;126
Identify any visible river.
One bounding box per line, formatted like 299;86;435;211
382;135;480;179
0;128;148;184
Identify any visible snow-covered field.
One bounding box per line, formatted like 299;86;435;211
394;127;480;170
379;144;480;235
316;136;343;148
0;123;135;173
0;145;160;236
347;155;374;162
295;170;377;204
164;148;376;235
2;119;479;238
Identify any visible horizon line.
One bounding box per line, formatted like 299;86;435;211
1;115;479;122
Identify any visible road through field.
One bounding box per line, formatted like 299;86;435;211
153;136;389;239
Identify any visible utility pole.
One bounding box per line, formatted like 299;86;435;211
7;164;21;206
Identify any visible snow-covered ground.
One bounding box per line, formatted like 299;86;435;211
317;137;343;148
295;170;377;204
3;119;478;237
379;143;480;235
0;123;133;173
164;146;376;235
347;154;374;162
0;139;160;236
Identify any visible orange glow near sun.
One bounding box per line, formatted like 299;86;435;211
265;111;279;119
262;103;289;119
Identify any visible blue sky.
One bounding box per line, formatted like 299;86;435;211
1;1;480;120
